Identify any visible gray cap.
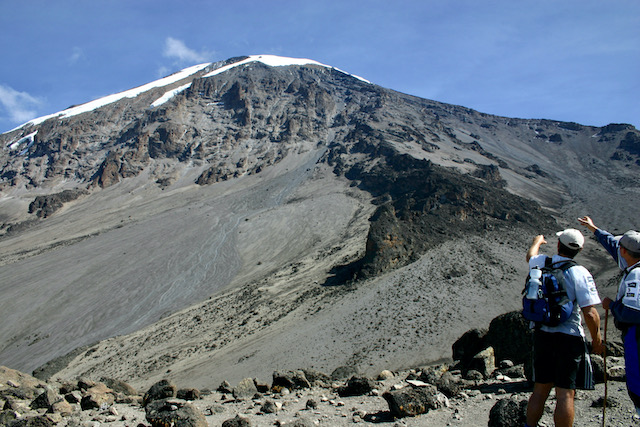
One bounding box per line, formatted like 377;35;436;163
556;228;585;249
620;230;640;253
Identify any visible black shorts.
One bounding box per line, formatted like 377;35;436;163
533;329;593;390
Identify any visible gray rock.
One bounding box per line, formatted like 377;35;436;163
452;328;487;366
436;371;461;397
99;377;138;396
383;384;443;418
337;376;375;397
177;388;200;401
30;388;61;410
272;370;311;391
0;410;19;426
9;415;56;426
330;366;358;381
221;414;252;427
217;380;233;394
143;379;176;407
145;398;207;427
260;398;279;414
301;369;331;387
233;378;258;399
377;370;394;380
464;370;484;381
488;398;527;427
80;384;115;410
486;311;532;365
468;346;495;379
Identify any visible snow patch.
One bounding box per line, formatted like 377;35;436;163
203;55;370;84
6;55;369;134
151;83;192;108
6;131;37;155
8;63;210;132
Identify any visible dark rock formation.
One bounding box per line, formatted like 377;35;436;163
383;384;444;418
145;398;208;427
28;189;87;218
336;376;375;397
488;398;527;427
143;379;177;407
271;370;311;391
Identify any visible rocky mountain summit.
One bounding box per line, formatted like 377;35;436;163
0;55;638;409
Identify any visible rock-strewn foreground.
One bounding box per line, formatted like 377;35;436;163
1;312;636;426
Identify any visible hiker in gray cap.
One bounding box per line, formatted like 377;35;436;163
578;216;640;416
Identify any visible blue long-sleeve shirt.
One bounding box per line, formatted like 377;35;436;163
595;229;640;326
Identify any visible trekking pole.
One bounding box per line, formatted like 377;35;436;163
602;307;609;427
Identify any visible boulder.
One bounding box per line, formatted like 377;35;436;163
467;347;495;379
233;378;258;399
0;367;43;391
8;415;56;426
383;384;445;418
143;379;177;407
30;388;61;410
488;398;527;427
0;410;19;426
100;377;138;396
221;414;252;426
272;370;311;391
435;371;461;397
50;399;74;416
485;311;531;365
377;370;394;380
260;398;280;414
177;388;200;401
80;383;115;410
301;369;331;387
452;328;487;366
145;398;207;427
217;380;233;394
330;366;358;380
337;376;375;397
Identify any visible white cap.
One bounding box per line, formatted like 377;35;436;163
556;228;584;249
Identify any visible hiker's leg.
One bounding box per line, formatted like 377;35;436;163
554;387;575;427
526;382;552;426
625;326;640;410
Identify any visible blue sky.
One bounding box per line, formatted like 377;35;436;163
1;0;638;134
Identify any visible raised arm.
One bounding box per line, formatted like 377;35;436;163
526;235;547;262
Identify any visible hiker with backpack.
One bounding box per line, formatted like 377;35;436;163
524;229;603;427
578;216;640;417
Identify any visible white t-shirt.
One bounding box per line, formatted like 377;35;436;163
529;254;601;337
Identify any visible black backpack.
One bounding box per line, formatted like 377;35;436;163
522;257;577;326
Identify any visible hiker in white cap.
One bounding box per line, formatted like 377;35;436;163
579;216;640;416
525;228;602;427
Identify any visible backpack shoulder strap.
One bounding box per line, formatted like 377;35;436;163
547;258;578;271
624;263;640;277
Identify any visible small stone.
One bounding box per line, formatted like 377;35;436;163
377;370;394;380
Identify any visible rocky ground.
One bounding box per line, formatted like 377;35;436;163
2;354;639;427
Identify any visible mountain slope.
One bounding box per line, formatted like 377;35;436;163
0;55;638;387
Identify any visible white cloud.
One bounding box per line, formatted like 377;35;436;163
69;46;83;64
0;85;42;123
163;37;209;63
